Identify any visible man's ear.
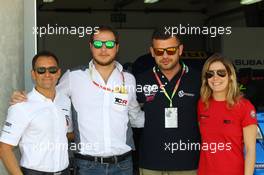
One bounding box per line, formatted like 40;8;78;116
116;43;119;53
57;68;61;78
150;47;155;58
178;44;184;56
89;42;93;49
31;70;36;81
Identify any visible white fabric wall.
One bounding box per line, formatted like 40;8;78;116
0;0;24;174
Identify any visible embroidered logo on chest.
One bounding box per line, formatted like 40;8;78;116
143;84;159;102
178;90;195;97
114;97;128;106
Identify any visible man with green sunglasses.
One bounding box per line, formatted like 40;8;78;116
60;26;144;175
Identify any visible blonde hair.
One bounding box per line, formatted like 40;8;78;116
200;53;241;108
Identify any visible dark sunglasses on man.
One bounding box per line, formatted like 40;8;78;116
153;45;181;56
205;69;227;79
34;66;59;74
92;40;116;49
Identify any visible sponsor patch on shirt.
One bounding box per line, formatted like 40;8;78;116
2;130;10;134
114;97;128;106
146;95;156;102
223;119;232;124
178;90;195;98
143;84;158;102
65;115;70;126
4;121;12;127
250;110;256;118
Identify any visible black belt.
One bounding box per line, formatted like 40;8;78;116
74;151;131;164
21;167;69;175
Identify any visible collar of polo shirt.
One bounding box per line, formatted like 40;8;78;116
89;60;123;73
32;88;60;102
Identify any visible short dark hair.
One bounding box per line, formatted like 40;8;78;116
90;25;119;44
152;27;181;44
32;51;59;69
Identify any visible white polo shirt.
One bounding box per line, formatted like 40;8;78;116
57;60;144;157
0;88;72;172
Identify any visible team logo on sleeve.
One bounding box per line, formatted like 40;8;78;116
250;110;256;118
4;121;12;127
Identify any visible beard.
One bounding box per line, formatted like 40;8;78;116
158;58;179;71
93;56;116;66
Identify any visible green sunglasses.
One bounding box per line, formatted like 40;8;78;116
92;40;116;49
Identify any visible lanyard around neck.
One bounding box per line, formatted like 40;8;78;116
153;63;186;107
89;67;125;93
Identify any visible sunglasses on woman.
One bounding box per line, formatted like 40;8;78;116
92;40;116;49
34;66;59;74
153;45;180;56
205;69;227;79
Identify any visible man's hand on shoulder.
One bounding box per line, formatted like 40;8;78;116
9;91;27;105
